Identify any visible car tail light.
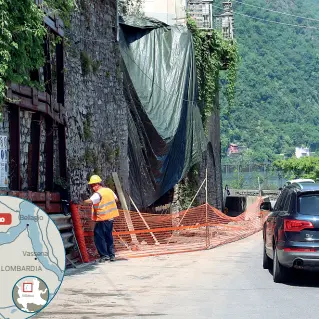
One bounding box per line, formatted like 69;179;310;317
284;219;314;232
284;248;316;252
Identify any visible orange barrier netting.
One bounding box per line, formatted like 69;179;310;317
70;197;269;261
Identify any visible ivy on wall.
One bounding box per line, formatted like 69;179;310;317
45;0;75;28
118;0;144;16
176;15;239;209
186;15;239;124
0;0;75;107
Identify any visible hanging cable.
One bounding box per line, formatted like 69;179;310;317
231;0;319;23
212;4;319;30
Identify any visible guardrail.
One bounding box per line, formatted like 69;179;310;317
229;189;280;200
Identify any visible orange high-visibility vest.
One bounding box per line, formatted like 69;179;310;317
91;188;119;222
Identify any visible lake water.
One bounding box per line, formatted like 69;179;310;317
222;169;284;190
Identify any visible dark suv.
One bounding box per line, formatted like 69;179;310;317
261;182;319;283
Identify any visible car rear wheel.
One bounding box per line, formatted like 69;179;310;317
273;248;287;283
263;243;271;269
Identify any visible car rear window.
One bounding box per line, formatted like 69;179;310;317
298;194;319;215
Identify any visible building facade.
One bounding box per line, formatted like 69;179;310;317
143;0;234;39
3;0;130;200
188;0;214;29
295;147;310;159
143;0;187;25
213;1;234;39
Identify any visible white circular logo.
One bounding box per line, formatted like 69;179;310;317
12;276;49;314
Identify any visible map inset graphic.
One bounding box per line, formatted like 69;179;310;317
13;277;49;313
0;196;66;319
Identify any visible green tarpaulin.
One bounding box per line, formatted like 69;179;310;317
119;16;206;208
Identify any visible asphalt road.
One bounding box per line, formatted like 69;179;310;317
38;232;319;319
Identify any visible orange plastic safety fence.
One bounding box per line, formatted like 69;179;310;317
71;197;269;261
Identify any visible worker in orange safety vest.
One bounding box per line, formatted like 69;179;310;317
81;175;119;262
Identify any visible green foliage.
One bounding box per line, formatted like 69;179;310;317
220;0;319;162
114;147;120;158
84;149;99;174
80;51;91;76
187;14;239;124
273;156;319;180
84;148;93;164
83;114;92;140
0;0;46;106
119;0;144;16
44;0;75;28
79;0;91;24
53;176;70;190
80;51;101;76
179;164;200;209
93;166;101;177
92;61;101;74
228;170;245;189
104;145;120;162
105;176;116;191
0;0;75;107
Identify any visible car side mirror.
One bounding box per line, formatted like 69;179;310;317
260;202;272;211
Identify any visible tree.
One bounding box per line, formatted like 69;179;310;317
219;0;319;162
0;0;46;106
273;156;319;181
0;0;75;107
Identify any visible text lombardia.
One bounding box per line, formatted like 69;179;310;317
1;266;43;271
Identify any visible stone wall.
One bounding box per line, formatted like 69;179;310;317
20;110;32;191
64;0;129;201
171;184;182;213
18;110;59;191
0;107;9;136
0;105;60;192
38;117;46;191
0;106;10;189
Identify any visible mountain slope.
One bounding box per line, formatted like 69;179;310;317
219;0;319;161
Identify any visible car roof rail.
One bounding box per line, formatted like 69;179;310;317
290;182;319;191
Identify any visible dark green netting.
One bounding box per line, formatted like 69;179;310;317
120;16;206;208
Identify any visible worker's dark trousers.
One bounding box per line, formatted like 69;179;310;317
94;220;115;258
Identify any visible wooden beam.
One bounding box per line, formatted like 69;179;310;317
29;113;41;191
56;41;65;105
129;195;160;245
8;83;64;124
58;124;67;179
9;106;20;190
27;144;33;190
44;16;64;37
43;36;52;96
45;117;54;191
112;172;138;244
9;92;63;124
8;191;61;202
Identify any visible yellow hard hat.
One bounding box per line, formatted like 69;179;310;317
88;175;102;185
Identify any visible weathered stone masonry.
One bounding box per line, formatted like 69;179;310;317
64;0;129;201
0;107;9;188
5;108;59;192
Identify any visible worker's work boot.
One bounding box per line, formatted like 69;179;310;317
99;256;110;263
